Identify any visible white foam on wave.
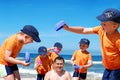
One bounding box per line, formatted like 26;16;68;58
19;68;37;74
70;71;102;80
65;59;102;64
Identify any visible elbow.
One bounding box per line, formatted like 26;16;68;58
4;56;10;62
89;62;93;67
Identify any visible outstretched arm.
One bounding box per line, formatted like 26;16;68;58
63;24;94;34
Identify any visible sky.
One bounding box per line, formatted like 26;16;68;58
0;0;120;55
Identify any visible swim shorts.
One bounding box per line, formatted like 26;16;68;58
102;68;120;80
73;71;87;79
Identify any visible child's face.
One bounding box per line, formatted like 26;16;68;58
79;44;89;51
56;47;62;53
101;21;119;34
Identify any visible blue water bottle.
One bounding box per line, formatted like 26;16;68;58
25;52;30;63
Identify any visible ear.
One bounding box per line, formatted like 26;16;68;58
113;23;119;29
24;34;29;38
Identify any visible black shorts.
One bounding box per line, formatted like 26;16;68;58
73;71;87;79
37;74;45;80
5;64;18;75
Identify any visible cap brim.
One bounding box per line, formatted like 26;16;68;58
33;36;41;42
96;14;109;21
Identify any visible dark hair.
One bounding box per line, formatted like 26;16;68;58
54;56;65;63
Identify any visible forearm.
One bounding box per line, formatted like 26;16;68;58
83;61;93;68
70;60;75;66
64;26;85;34
5;57;22;64
63;24;94;34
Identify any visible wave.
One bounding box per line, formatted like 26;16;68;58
19;68;37;74
65;59;102;64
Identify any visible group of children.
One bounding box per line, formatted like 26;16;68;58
0;8;120;80
34;38;92;80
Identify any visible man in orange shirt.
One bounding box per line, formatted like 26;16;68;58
34;46;52;80
61;8;120;80
70;38;92;80
0;25;40;80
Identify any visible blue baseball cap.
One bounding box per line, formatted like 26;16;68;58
54;42;63;48
38;46;47;55
21;25;41;42
79;38;90;45
96;8;120;23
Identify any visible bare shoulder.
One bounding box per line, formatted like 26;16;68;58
64;70;72;80
44;70;55;80
65;71;71;75
46;70;52;75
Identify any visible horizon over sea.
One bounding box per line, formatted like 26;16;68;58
17;50;104;78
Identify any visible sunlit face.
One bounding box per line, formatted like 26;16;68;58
24;35;33;44
101;21;118;33
79;44;89;52
54;59;64;72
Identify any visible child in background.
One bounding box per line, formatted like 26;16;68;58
48;42;63;62
70;38;92;80
0;25;40;80
34;46;52;80
62;8;120;80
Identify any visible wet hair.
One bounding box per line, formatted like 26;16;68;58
54;56;65;63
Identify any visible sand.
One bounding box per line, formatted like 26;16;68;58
0;73;102;80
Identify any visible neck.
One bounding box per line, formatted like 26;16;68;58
17;34;24;43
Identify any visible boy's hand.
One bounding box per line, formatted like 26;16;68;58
22;61;30;66
63;24;69;30
37;60;42;65
73;64;82;69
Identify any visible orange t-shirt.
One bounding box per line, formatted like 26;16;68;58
49;52;58;62
48;51;59;69
35;55;52;74
73;50;92;73
93;26;120;70
0;34;23;66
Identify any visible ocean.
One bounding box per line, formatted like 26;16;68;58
17;51;104;78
